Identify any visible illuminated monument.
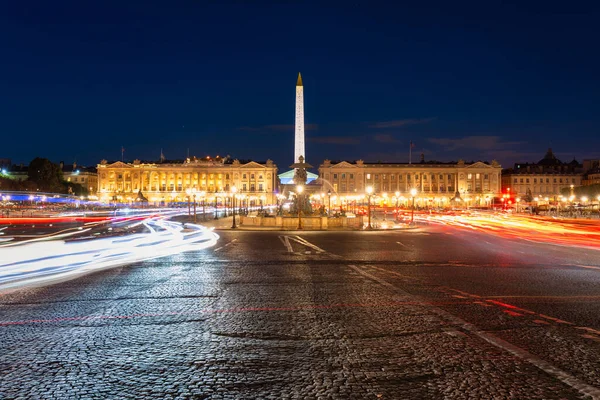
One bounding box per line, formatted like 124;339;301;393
294;72;305;165
279;73;317;185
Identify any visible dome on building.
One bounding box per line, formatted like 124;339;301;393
537;148;563;166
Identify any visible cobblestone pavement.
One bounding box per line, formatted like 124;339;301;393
1;227;600;399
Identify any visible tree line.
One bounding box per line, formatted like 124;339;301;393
0;158;87;195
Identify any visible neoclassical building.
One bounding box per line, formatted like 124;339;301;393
317;158;502;208
97;156;278;205
501;149;583;199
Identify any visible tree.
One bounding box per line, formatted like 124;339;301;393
27;157;64;192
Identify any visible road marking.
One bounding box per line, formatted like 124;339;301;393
348;264;600;400
396;241;410;249
288;235;326;253
213;239;237;252
278;235;294;253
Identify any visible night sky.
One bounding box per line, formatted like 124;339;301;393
1;1;599;171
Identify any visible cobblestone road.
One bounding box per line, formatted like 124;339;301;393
1;228;600;399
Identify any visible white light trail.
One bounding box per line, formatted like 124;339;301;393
0;218;219;290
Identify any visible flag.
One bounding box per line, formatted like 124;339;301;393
410;141;416;149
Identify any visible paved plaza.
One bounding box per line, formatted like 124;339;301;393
1;225;600;399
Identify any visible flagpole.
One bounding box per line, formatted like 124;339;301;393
409;141;412;165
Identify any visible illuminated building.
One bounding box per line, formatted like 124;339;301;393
582;159;600;186
318;158;502;208
501;149;583;199
61;162;98;194
97;156;278;205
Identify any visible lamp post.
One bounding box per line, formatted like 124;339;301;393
327;190;331;216
366;186;373;229
395;191;400;221
296;185;304;229
185;188;192;217
382;192;388;220
231;186;237;229
410;188;417;225
192;189;197;223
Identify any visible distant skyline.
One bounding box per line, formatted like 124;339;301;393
1;2;599;170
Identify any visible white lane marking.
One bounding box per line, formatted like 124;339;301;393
348;264;600;400
396;241;409;249
278;235;293;253
213;239;237;252
288;235;326;253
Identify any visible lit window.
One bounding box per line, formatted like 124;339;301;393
468;174;472;179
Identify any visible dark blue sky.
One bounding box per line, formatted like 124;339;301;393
1;1;599;171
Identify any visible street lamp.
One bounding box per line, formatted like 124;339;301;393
366;186;373;229
231;186;237;229
327;190;331;216
296;185;304;229
395;191;400;221
410;188;418;225
191;188;197;223
185;188;192;217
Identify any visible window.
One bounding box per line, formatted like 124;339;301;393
546;178;550;183
423;175;427;181
250;174;254;179
333;173;338;179
439;175;443;180
342;173;346;179
520;178;523;183
374;174;379;181
259;183;263;191
350;174;354;179
259;175;263;180
225;174;230;180
476;173;480;179
242;174;247;179
366;173;371;179
526;179;530;183
468;174;472;179
243;184;247;191
534;178;537;183
250;184;255;191
382;174;386;180
514;178;518;183
484;174;488;180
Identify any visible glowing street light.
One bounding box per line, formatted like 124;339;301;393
296;185;304;229
366;186;374;229
410;188;418;225
231;186;238;229
395;191;400;221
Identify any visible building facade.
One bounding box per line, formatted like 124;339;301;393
97;157;278;206
61;162;98;195
318;159;502;208
501;149;583;200
582;159;600;186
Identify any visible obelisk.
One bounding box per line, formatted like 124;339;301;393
294;72;305;164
